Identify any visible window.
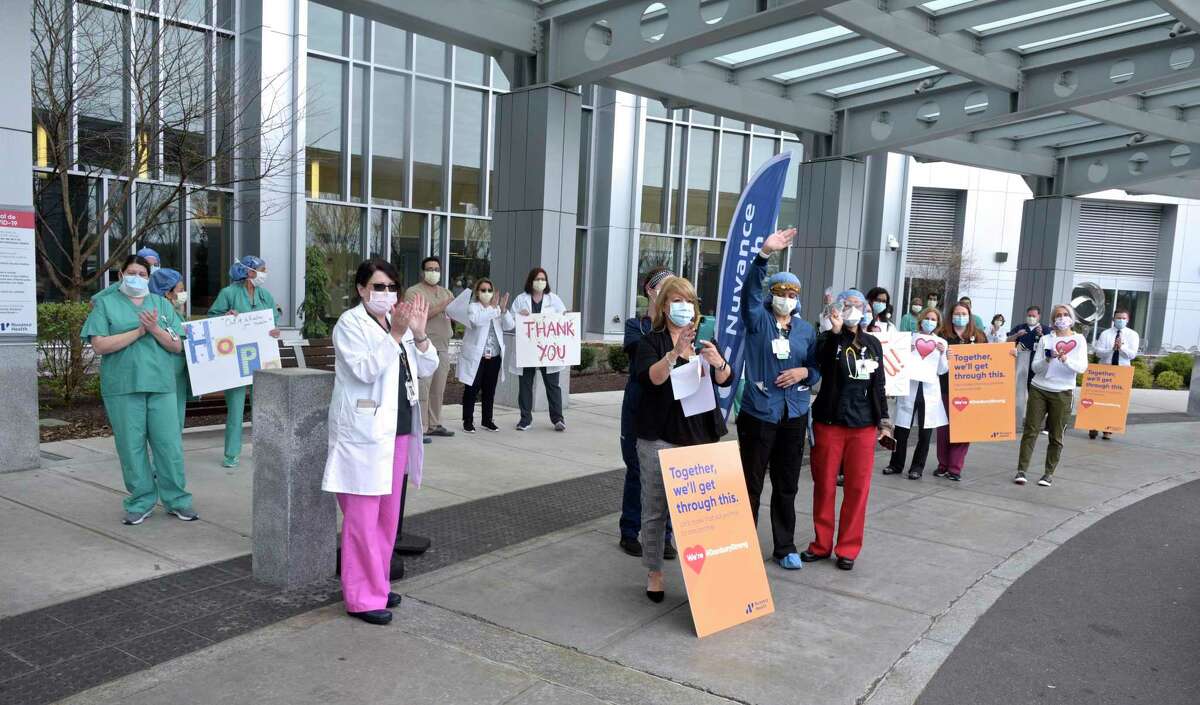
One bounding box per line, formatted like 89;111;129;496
188;190;232;315
351;16;368;60
641;121;667;232
492;59;510;92
455;47;486;84
375;24;407;68
716;133;746;237
306;202;363;316
449;218;489;294
697;241;723;316
350;66;368;202
749;137;776;175
136;184;183;270
306;57;344;200
162;24;209;183
637;235;676;314
390;211;425;289
412;80;447;210
308;2;345;55
371;71;408;206
779;141;803;228
686;130;715;236
451;87;485;214
34;174;102;301
668;127;683;233
414;34;447;77
369;208;386;258
75;6;128;173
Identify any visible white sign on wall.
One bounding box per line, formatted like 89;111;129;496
514;312;582;368
0;207;37;336
182;310;282;395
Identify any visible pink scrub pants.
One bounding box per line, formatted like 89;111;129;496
337;435;409;613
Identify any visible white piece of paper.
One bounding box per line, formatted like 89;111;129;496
670;356;702;400
183;310;282;395
514;312;582;367
909;334;942;383
680;363;718;417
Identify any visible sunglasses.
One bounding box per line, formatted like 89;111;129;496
478;288;493;293
370;283;400;292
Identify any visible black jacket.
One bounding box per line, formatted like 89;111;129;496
809;329;889;428
633;328;731;443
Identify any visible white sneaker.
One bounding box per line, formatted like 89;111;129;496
1037;476;1053;487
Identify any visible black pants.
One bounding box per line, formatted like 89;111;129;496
737;410;807;559
889;390;931;474
518;367;564;425
462;356;502;426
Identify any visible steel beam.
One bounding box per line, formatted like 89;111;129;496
545;0;842;86
1018;124;1131;150
838;36;1200;155
674;16;835;66
1153;0;1200;30
821;0;1021;90
332;0;536;55
788;56;929;95
978;1;1167;53
907;137;1057;176
1059;139;1200;194
1121;174;1200;198
1019;21;1175;70
930;0;1049;34
1071;100;1200;143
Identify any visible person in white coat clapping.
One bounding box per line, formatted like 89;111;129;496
882;307;949;480
1089;308;1139;440
322;259;440;626
459;278;514;433
510;267;568;432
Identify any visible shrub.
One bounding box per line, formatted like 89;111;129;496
37;302;94;405
1131;356;1147;371
1132;367;1153;389
298;245;331;339
1155;370;1184;390
1152;352;1193;386
574;345;597;372
607;344;629;374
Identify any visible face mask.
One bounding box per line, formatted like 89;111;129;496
173;291;189;309
150;265;161;276
872;301;886;315
120;275;149;298
1026;316;1039;327
424;270;441;286
842;307;864;326
772;296;797;316
478;291;494;304
926;300;937;309
1113;319;1127;330
1054;316;1072;330
253;271;268;285
952;315;969;328
920;319;937;333
532;279;547;293
911;304;922;314
364;290;397;315
668;301;695;327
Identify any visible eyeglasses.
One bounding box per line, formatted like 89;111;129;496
478;288;493;293
370;283;400;292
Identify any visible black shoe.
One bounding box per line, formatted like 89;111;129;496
882;466;902;475
645;590;665;603
836;557;855;571
799;550;830;563
946;473;961;482
1088;429;1098;439
619;537;643;557
386;592;402;608
348;609;392;625
663;542;678;561
932;468;949;478
481;421;499;432
908;470;923;480
429;426;455;437
836;474;844;487
463;423;476;434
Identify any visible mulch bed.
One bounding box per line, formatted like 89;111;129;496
39;372;629;443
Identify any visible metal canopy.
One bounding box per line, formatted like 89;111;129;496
338;0;1200;196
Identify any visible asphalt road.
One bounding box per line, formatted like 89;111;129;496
916;479;1200;705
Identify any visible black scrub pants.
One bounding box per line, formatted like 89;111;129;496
889;390;931;475
737;409;807;559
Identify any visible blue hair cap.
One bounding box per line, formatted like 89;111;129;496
149;268;182;296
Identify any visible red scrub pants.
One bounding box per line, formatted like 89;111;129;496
808;423;875;561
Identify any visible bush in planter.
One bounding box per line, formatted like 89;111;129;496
1132;366;1153;389
607;344;629;374
574;345;598;372
298;245;332;339
1152;352;1192;386
1155;370;1184;390
37;302;93;405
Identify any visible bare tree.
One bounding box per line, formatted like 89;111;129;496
907;247;983;307
31;0;297;302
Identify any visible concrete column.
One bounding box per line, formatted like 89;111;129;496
252;368;337;589
858;153;910;299
790;157;868;322
492;86;581;409
0;0;38;474
1011;197;1080;322
584;88;639;339
239;0;305;328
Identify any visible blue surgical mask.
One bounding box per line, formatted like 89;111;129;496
120;275;149;298
952;315;969;328
872;301;886;314
1113;319;1127;330
920;319;937;333
668;302;695;327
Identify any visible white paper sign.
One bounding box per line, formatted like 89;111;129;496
670;358;717;417
0;207;37;336
445;288;472;326
909;334;943;384
870;331;912;397
514;312;582;368
182;310;282;395
670;356;702;400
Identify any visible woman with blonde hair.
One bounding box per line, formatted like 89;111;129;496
632;276;733;601
458;278;512;433
1015;304;1088;487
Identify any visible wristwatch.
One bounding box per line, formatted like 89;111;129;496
413;335;429;345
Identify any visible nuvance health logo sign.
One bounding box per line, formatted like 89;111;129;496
714;152;792;421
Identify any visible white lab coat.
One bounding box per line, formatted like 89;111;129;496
986;326;1007;344
508;291;567;375
458;302;516;386
322;304;440;496
894;335;950;429
1092;326;1139;366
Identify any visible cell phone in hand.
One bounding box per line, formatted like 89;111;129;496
694;315;716;352
878;434;896;451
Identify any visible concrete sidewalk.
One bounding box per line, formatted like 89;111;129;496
3;391;1193;705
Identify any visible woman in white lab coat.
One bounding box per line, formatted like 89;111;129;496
322;259;440;626
459;278;514;433
508;267;569;431
882;307;949;480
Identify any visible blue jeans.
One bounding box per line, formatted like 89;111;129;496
619;395;673;543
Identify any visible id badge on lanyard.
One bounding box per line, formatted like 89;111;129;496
398;347;418;403
771;337;790;360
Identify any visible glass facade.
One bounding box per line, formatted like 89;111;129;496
637;106;802;316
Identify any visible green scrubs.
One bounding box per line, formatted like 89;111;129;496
81;293;191;514
91;282;120;300
208;282;280;465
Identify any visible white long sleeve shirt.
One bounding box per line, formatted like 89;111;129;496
1031;332;1089;392
1092;326;1139;367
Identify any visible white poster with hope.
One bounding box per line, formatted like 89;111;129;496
182;310;282;395
514;312;582;368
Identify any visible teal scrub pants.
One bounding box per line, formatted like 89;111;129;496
223;385;249;461
103;392;192;514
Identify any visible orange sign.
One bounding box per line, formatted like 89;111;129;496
948;343;1016;443
658;441;774;638
1074;364;1134;434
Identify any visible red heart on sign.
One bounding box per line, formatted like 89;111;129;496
952;396;970;412
915;337;937;359
1080;398;1094;408
1055;339;1077;355
683;545;707;574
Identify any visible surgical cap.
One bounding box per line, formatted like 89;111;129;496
767;271;801;294
149;268;183;296
136;247;161;263
229;255;266;282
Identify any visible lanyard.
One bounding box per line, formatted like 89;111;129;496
371;315;417;401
